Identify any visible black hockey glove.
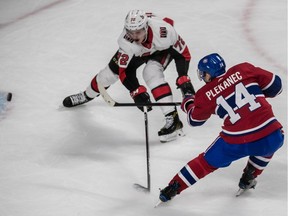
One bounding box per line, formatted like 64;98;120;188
176;75;195;97
130;86;152;112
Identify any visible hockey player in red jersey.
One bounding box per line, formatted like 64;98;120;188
158;53;284;202
62;9;195;143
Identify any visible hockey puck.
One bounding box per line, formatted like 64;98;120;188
7;92;12;101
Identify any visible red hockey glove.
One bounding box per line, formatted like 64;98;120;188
130;86;152;112
181;95;195;113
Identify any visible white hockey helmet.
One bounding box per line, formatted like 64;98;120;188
124;9;148;31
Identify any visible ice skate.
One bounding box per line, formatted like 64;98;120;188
236;179;257;197
158;181;181;204
158;110;184;143
63;91;92;108
236;164;257;197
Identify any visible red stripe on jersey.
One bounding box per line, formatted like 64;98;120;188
221;120;282;144
182;46;191;61
119;67;127;83
163;17;174;26
159;52;169;66
151;83;172;101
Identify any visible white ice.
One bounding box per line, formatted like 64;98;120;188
0;0;287;215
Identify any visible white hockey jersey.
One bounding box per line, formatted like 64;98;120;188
115;14;191;92
117;15;190;67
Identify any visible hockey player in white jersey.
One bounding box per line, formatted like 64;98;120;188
63;9;195;142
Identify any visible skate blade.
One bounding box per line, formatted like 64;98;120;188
159;129;185;143
154;200;162;208
236;188;246;197
177;128;185;137
236;186;256;197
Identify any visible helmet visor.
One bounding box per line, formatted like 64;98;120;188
126;28;146;36
197;69;206;81
126;28;147;44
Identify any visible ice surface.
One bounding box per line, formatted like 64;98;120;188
0;0;287;215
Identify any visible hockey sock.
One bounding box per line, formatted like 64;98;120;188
151;83;172;101
151;83;174;115
244;155;273;178
169;153;217;193
90;75;99;93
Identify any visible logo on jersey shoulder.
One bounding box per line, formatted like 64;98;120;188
124;34;134;43
160;27;167;38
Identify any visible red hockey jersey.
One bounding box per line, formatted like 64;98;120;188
188;62;283;144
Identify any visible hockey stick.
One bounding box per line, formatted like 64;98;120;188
98;83;181;107
133;106;151;192
98;83;153;192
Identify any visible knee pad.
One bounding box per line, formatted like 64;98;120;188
96;65;119;87
143;61;165;89
86;66;118;98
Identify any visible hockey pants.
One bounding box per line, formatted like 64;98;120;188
169;129;284;193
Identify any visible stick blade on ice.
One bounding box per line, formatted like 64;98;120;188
133;183;150;193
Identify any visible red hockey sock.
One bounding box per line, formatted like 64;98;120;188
169;153;218;193
151;83;172;101
90;75;99;93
